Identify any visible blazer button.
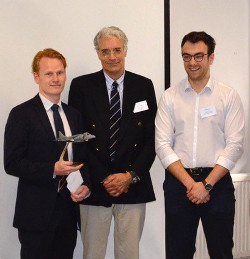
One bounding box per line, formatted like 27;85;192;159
134;143;137;147
95;147;99;151
138;122;142;126
92;124;96;129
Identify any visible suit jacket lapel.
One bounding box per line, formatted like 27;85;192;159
62;103;76;135
92;71;110;136
119;72;136;141
63;103;79;160
31;94;55;141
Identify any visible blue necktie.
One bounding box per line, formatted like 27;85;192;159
51;104;68;190
51;104;65;137
109;81;121;162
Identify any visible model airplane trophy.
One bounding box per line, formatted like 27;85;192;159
55;131;95;192
56;131;96;161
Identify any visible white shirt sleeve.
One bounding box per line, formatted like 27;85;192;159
155;90;180;169
216;89;245;170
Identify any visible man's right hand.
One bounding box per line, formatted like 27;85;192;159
54;161;83;176
103;173;132;197
186;181;210;204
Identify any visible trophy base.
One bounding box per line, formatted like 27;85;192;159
72;161;81;166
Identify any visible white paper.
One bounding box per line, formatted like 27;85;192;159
66;170;84;193
200;106;217;119
133;100;149;113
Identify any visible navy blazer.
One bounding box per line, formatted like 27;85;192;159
68;70;157;206
4;94;90;231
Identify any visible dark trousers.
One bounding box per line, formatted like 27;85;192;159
18;195;78;259
164;171;235;259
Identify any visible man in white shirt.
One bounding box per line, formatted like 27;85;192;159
155;31;244;259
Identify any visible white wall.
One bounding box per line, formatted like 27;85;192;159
0;1;165;258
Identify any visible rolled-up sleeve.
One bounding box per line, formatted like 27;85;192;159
216;89;245;170
155;90;180;169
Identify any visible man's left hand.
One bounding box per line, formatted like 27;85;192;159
186;182;210;204
71;185;90;202
103;173;132;197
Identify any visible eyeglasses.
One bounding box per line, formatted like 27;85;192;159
182;53;209;62
99;48;123;57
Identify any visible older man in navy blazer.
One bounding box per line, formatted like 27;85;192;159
68;26;157;259
4;48;90;259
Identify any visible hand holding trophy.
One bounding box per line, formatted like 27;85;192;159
55;131;95;192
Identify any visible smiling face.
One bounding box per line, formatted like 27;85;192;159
97;36;127;80
33;57;66;103
182;41;214;90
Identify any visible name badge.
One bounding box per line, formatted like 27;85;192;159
200;106;217;119
133;100;149;113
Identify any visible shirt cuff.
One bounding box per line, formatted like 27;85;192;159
84;191;91;199
216;156;235;171
160;153;180;169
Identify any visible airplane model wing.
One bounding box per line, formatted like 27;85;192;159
56;131;95;143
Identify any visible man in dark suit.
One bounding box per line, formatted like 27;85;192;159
68;26;157;259
4;48;90;259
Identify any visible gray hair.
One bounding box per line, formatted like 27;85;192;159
94;26;128;51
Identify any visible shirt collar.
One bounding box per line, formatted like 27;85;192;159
184;76;214;93
39;93;62;112
103;71;125;90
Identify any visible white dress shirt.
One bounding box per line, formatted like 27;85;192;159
39;94;88;196
39;93;73;161
155;77;244;171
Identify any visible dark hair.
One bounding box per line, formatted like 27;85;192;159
181;31;216;55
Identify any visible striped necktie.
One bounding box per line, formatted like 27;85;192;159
109;81;121;162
